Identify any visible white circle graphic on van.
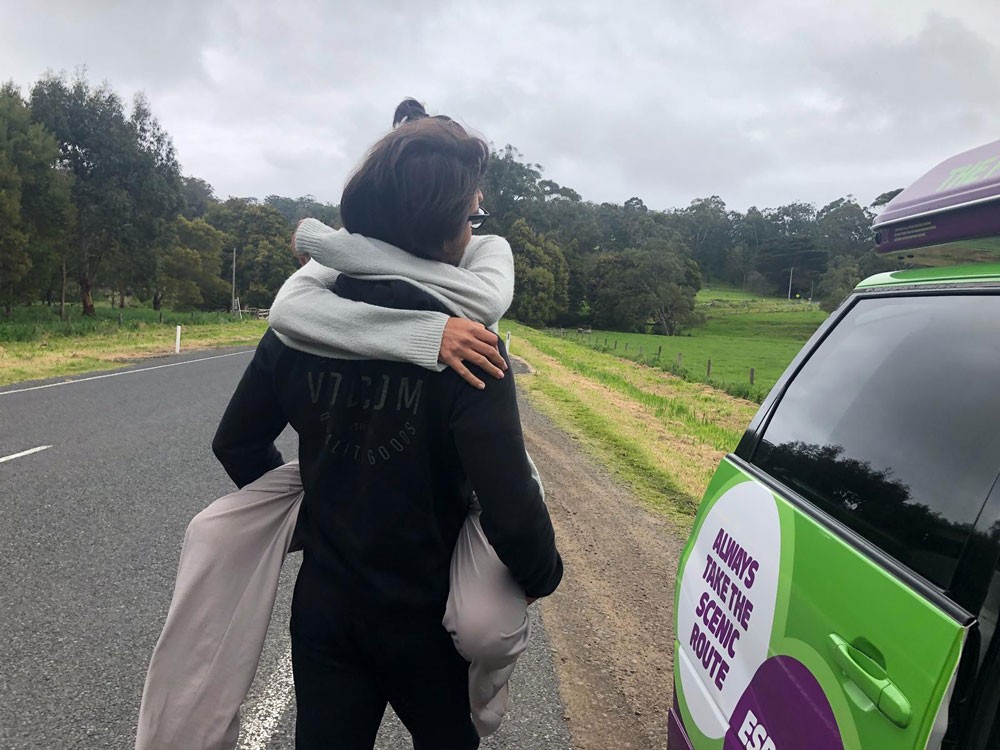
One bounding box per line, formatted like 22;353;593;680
676;481;780;739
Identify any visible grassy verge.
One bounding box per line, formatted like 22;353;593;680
505;321;757;531
0;305;268;386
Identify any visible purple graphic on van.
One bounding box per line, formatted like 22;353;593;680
723;656;843;750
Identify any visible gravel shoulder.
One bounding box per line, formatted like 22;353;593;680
515;361;686;750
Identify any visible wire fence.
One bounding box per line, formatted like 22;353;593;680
544;328;769;403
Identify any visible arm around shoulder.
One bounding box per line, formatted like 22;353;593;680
268;261;450;370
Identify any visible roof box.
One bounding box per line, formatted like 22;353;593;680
873;140;1000;263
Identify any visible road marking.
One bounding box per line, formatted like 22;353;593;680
0;445;52;463
238;649;294;750
0;350;254;397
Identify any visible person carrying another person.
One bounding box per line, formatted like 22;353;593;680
134;99;561;750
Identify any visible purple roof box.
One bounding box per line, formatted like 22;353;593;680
873;139;1000;256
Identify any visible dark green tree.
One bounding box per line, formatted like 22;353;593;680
30;72;181;314
106;92;183;308
155;216;230;310
814;196;874;258
180;176;216;219
591;241;701;335
482;145;545;234
206;198;296;308
678;196;732;282
264;194;341;228
816;255;862;312
754;236;827;297
506;219;569;327
0;82;74;314
764;201;817;237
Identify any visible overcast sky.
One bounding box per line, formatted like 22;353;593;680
3;0;999;213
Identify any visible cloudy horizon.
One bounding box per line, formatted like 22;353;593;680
3;0;998;214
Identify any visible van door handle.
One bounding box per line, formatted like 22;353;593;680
828;634;911;728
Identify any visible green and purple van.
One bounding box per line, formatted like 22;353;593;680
669;140;1000;750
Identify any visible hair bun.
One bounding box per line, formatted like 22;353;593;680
393;98;428;128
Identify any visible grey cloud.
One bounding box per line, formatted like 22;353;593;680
3;0;998;213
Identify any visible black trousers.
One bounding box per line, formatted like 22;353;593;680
290;563;480;750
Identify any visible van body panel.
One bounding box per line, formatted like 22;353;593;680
672;458;969;750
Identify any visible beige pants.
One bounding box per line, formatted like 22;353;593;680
135;462;530;750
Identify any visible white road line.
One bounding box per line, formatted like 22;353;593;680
0;350;254;397
0;445;52;463
238;649;294;750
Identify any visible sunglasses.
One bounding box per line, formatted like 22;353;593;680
468;207;490;230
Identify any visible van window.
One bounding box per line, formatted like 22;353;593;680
753;293;1000;590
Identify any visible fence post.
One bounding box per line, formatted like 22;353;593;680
614;340;617;350
625;342;628;352
175;326;181;354
639;345;643;356
749;367;755;385
506;331;511;355
604;337;608;347
707;360;712;379
657;345;662;359
676;353;683;367
118;312;123;327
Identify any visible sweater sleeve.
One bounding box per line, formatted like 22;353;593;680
292;219;515;325
453;234;515;326
268;260;449;370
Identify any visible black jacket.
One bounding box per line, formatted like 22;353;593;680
212;277;562;616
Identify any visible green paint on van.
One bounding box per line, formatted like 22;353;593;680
856;263;1000;289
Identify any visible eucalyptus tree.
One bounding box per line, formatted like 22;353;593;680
0;82;73;314
30;72;181;314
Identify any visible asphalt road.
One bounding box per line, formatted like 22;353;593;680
0;348;571;750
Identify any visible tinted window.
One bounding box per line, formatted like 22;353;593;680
753;293;1000;589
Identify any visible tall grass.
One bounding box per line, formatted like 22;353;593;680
523;333;742;451
0;303;249;344
0;303;267;386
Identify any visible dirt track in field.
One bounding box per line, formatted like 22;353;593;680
515;361;686;750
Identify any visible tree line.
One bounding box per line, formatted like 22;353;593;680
1;72;900;332
482;145;902;332
0;72;340;318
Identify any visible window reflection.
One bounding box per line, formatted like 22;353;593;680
756;440;970;587
753;294;1000;589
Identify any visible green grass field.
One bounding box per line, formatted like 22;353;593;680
551;289;828;401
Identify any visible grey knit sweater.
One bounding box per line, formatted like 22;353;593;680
268;219;514;368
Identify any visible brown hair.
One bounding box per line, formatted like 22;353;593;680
392;97;426;128
340;116;489;261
